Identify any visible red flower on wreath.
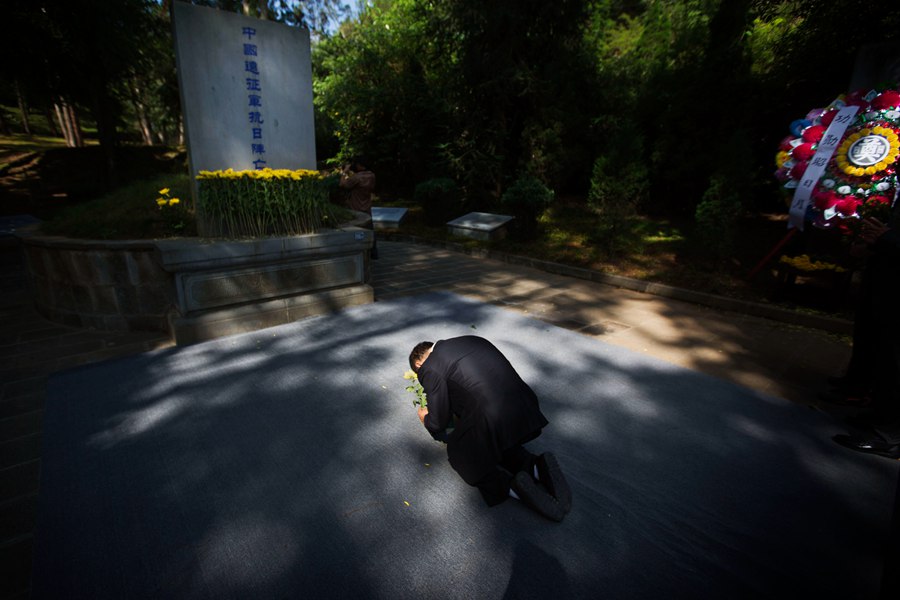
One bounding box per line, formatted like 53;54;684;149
812;189;838;210
872;90;900;110
835;196;861;216
792;143;816;161
801;125;826;143
820;110;837;127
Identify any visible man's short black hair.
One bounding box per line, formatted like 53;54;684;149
409;341;434;373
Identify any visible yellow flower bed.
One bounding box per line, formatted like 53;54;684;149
196;168;323;180
778;254;846;273
195;168;337;238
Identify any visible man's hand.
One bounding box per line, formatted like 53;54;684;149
860;217;890;245
417;406;428;424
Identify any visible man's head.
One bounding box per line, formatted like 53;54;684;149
409;341;434;373
349;156;369;172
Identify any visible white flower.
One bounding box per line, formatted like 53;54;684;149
876;181;891;191
837;185;852;195
822;179;835;189
885;110;900;120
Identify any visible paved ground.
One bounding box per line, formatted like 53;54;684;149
0;237;866;599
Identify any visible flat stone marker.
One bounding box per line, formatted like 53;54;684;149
446;212;514;241
0;214;40;237
371;207;408;230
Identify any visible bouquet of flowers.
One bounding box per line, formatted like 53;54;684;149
775;86;900;237
403;370;427;408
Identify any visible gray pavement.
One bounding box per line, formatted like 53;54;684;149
0;238;859;599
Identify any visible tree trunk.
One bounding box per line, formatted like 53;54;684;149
67;103;84;147
131;79;154;145
54;100;74;146
14;80;31;135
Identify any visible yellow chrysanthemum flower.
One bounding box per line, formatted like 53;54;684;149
195;168;321;181
779;254;846;273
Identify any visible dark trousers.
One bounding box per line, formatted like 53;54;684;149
475;445;538;507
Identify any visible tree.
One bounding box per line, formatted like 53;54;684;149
316;0;596;201
314;0;453;189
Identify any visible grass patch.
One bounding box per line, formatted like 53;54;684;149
37;170;355;241
39;174;197;240
0;134;79;170
0;133;75;151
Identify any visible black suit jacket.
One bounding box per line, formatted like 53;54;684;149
418;336;548;484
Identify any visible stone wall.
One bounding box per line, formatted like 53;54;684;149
21;237;174;334
19;224;375;344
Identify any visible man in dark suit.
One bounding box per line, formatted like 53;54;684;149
832;207;900;459
409;336;572;521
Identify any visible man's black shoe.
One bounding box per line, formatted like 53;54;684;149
535;453;572;514
512;471;566;522
833;434;900;460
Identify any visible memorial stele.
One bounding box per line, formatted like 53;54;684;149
171;2;316;184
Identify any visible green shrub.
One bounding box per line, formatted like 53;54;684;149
501;176;554;240
414;178;462;226
693;174;743;268
588;155;646;255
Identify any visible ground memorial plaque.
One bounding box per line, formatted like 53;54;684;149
371;207;408;230
447;212;515;241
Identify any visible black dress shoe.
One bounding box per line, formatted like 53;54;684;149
511;471;566;522
833;435;900;459
535;453;572;514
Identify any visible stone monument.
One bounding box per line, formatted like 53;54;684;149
171;2;316;178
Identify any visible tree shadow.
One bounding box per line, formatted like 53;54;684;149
32;291;895;599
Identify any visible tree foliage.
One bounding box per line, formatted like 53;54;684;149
315;0;899;221
182;0;351;35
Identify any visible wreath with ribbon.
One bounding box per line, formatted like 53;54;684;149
775;87;900;235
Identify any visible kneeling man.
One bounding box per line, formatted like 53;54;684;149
409;336;571;521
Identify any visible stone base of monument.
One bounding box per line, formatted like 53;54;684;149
371;207;408;230
446;212;514;241
168;284;373;345
18;220;374;345
157;229;374;344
